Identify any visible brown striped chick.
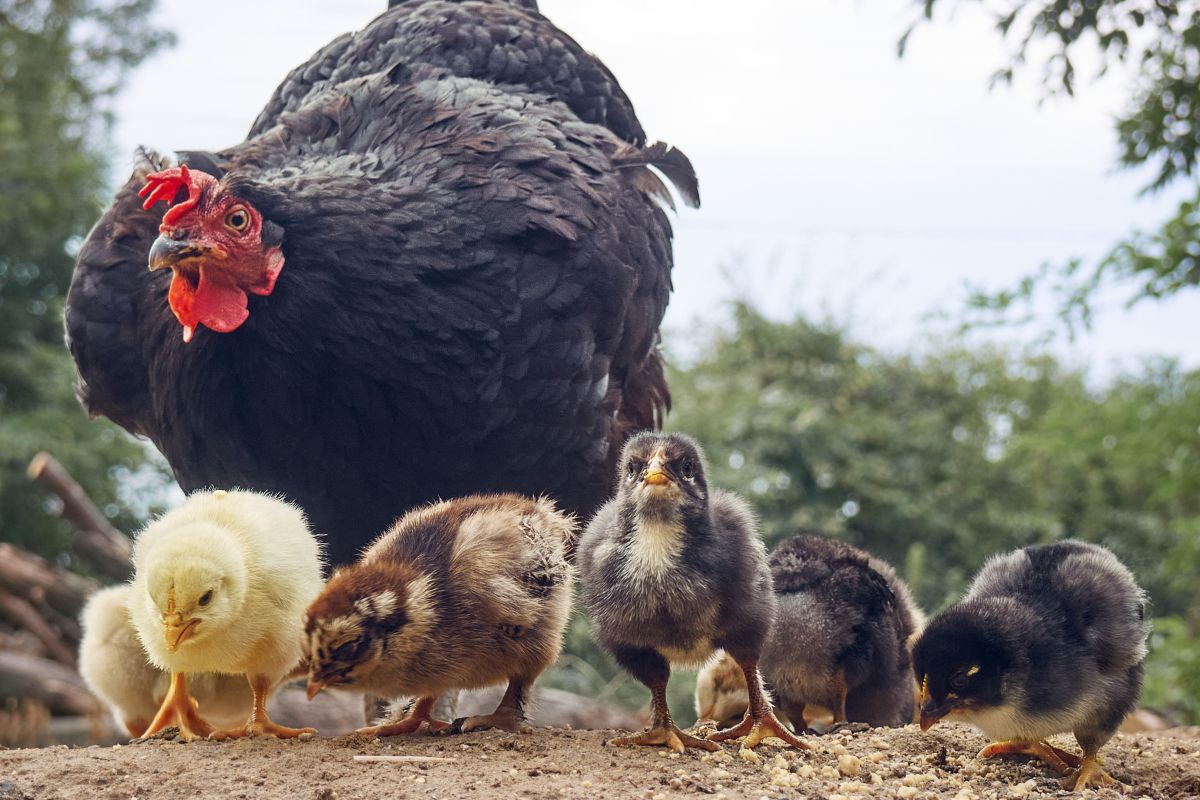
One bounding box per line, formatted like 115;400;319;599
79;585;252;737
130;489;325;741
304;494;576;736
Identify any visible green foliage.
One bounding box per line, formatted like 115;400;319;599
904;1;1200;325
0;1;174;558
1144;615;1200;725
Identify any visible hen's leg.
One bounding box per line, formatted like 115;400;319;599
212;674;316;740
358;695;449;736
140;672;214;742
710;660;809;750
608;646;718;753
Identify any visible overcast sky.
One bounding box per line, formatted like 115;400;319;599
111;0;1199;377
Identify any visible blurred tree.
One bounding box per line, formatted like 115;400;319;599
901;1;1200;327
0;0;174;559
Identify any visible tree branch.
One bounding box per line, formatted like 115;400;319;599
27;452;133;581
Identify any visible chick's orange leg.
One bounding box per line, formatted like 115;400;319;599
140;672;214;742
211;674;315;740
450;676;533;734
978;740;1079;775
711;660;809;750
610;682;719;753
358;695;449;737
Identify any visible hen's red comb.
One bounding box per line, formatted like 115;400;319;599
138;164;218;226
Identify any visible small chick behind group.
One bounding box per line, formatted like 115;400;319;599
697;535;923;731
304;494;576;735
79;584;253;737
914;539;1149;791
130;489;324;741
579;432;804;753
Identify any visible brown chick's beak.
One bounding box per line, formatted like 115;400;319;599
164;617;199;652
306;679;326;701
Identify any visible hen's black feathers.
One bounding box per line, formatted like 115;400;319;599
66;2;695;565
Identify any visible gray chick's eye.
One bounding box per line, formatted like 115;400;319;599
198;590;214;607
625;460;642;479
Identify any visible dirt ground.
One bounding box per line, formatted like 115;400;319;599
1;722;1197;800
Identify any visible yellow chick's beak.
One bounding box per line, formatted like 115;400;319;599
164;615;200;652
642;451;671;486
306;678;326;701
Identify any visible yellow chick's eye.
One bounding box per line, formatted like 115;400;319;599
198;590;214;607
225;205;251;233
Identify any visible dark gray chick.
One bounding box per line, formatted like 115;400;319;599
761;535;923;729
913;540;1148;792
578;431;806;752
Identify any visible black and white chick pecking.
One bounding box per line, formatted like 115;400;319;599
913;539;1149;792
578;432;805;752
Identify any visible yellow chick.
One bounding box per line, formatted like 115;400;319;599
129;489;324;740
79;585;252;737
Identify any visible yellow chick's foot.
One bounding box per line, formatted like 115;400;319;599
1061;756;1122;792
609;724;720;753
211;673;315;740
357;695;449;737
978;739;1082;775
140;672;214;742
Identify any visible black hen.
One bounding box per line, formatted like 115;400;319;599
65;0;698;565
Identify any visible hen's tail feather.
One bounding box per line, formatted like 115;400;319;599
389;0;538;9
614;141;700;209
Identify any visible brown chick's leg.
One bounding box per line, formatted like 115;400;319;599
358;695;450;737
450;677;532;734
610;681;719;753
711;661;809;750
978;740;1080;776
140;672;214;742
212;674;316;740
1061;750;1122;792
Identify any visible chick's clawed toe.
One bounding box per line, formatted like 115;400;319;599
140;672;215;742
710;708;809;750
448;709;530;735
978;740;1082;775
609;725;720;754
358;696;449;737
1061;757;1123;792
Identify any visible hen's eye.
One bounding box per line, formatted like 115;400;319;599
225;206;250;232
949;672;969;692
198;590;214;607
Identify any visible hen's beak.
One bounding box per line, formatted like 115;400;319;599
148;233;200;272
642;451;671;486
306;678;326;701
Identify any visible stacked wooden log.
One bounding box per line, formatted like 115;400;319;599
0;454;131;745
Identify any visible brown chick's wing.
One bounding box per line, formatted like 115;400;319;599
446;495;576;633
